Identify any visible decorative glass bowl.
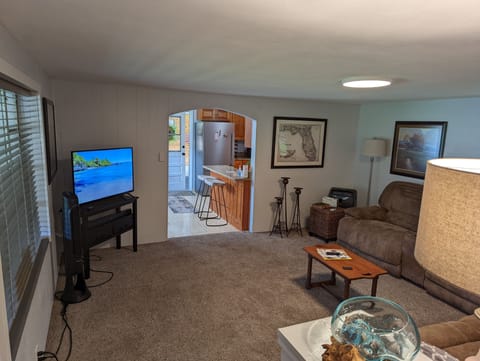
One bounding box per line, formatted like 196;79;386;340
331;296;420;361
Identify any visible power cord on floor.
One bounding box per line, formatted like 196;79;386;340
37;303;71;361
56;303;73;361
87;268;114;288
89;254;103;262
87;254;114;288
39;254;112;360
37;351;59;360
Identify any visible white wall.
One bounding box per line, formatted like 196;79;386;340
354;98;480;205
0;23;55;361
52;80;360;243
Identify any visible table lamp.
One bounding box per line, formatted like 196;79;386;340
415;158;480;314
362;138;387;205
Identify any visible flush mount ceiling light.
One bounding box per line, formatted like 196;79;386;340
341;77;392;88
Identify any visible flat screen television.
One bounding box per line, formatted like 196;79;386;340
72;147;134;204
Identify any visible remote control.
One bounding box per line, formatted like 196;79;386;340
326;251;340;256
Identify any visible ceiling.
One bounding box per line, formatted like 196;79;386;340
1;0;480;102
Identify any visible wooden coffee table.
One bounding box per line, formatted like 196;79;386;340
304;244;388;300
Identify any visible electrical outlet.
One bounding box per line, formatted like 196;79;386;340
34;344;39;360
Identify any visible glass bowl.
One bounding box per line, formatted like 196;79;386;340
331;296;420;361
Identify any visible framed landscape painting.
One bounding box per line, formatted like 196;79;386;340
390;121;447;179
271;117;327;168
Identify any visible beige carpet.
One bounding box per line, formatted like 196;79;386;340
46;232;465;361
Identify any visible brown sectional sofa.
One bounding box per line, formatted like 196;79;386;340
424;271;480;316
336;180;480;314
337;181;425;286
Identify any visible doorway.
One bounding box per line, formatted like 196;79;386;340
167;108;256;238
168;112;192;192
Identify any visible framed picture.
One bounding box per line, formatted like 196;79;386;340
271;117;327;168
42;98;58;184
390;121;447;179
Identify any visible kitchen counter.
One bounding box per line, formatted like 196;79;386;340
203;165;251;231
203;165;250;181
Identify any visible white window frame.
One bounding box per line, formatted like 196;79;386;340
0;64;50;360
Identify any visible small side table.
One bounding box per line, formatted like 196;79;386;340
307;204;345;241
277;317;331;361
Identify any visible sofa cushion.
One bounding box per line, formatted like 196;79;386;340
385;210;419;233
337;217;406;266
344;206;387;221
445;343;480;361
379;181;423;232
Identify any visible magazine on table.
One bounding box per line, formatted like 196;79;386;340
316;248;351;260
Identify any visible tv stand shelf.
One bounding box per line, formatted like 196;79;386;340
80;193;138;279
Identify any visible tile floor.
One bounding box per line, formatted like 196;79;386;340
168;194;238;238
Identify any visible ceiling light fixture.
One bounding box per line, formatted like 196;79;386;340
341;77;392;88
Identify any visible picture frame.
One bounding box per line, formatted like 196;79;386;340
271;117;327;168
42;98;58;184
390;121;447;179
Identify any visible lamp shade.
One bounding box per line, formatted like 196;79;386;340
415;158;480;295
362;139;387;157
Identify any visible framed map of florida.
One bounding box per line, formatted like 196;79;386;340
271;117;327;168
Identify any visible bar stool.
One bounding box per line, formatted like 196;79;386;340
194;175;216;216
202;177;228;227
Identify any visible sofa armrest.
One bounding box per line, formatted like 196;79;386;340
420;315;480;350
344;206;387;221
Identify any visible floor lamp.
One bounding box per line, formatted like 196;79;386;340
415;158;480;317
362;139;387;205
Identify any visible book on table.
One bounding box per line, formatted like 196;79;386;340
316;248;351;260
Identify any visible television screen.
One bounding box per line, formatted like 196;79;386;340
72;147;134;204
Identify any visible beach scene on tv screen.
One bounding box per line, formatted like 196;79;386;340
73;148;133;204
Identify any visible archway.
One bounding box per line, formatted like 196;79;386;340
167;108;256;238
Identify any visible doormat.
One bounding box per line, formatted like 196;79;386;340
169;191;195;197
168;196;194;213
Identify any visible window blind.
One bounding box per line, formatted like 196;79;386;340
0;88;49;333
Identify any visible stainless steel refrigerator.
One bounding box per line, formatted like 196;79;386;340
195;121;234;189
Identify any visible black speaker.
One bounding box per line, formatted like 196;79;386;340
61;192;90;304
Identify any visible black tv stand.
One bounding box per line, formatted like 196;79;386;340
79;193;138;279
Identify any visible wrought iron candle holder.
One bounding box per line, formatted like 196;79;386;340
289;187;303;236
270;196;285;237
280;177;290;235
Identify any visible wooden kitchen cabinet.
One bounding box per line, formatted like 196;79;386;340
231;113;245;140
197;108;231;122
209;171;251;231
196;109;250;144
244;117;252;148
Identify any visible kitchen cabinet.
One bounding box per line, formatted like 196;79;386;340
208;170;251;231
231;113;245;140
244;117;252;148
197;108;231;122
197;109;251;144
